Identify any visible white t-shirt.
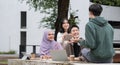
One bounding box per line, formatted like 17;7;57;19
57;32;64;44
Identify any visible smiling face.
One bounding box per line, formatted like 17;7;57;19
62;19;70;31
71;27;79;37
47;31;54;41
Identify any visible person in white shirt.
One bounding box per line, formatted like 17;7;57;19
57;18;70;45
56;18;73;56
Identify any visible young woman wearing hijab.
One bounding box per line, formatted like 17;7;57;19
40;29;63;59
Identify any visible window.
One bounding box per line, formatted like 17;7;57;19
21;11;27;29
20;31;26;45
108;21;120;29
109;21;120;47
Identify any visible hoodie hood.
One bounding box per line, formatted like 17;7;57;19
90;16;108;27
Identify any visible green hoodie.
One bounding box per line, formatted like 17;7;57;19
80;16;115;59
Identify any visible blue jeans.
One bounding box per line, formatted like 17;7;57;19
81;48;113;63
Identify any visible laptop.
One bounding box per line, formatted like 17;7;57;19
50;50;68;61
21;52;30;60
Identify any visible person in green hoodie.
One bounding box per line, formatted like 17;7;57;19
72;4;115;63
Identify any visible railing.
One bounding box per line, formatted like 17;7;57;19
113;40;120;48
114;40;120;44
19;45;40;58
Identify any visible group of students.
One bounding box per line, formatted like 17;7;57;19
40;20;81;57
39;3;115;63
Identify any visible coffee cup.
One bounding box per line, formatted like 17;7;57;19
31;53;35;59
69;55;75;61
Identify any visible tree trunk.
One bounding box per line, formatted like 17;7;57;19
54;0;70;40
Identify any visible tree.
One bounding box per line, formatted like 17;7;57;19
54;0;70;40
21;0;70;40
23;0;58;29
90;0;120;6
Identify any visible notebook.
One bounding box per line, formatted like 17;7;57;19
50;50;68;61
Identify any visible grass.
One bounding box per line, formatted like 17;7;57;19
0;50;16;54
0;60;7;64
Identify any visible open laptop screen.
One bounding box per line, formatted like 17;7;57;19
50;50;68;61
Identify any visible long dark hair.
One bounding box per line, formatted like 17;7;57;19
59;18;70;33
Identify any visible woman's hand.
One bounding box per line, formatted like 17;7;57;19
40;55;51;59
62;32;68;40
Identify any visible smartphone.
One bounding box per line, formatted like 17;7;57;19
64;34;72;41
